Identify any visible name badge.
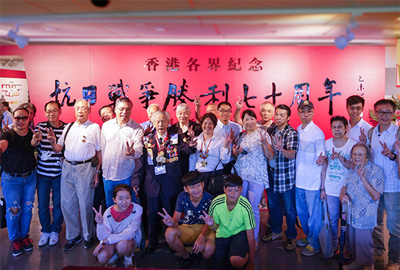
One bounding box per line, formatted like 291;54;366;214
170;134;178;145
147;156;154;166
154;165;166;175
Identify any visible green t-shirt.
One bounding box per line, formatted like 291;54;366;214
209;194;255;238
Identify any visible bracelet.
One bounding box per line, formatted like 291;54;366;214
320;188;325;191
96;169;101;173
389;153;397;161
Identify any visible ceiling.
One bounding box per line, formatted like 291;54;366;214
0;0;399;47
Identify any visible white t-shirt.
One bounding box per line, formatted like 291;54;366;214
324;138;358;197
296;121;326;191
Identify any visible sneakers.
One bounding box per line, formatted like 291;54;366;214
284;238;296;251
296;238;309;247
123;255;136;268
301;245;321;256
12;238;24;257
22;235;33;251
49;232;59;246
106;253;118;267
84;238;94;249
38;233;50;247
386;263;400;270
261;232;272;242
176;253;193;268
63;235;82;251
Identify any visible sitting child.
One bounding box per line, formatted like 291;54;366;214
202;174;256;270
92;184;143;267
158;171;215;268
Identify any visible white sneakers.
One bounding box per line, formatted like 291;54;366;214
49;232;59;246
39;232;59;247
39;233;50;247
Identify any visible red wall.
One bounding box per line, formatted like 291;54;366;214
0;45;385;136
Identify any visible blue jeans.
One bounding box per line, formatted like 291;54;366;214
37;174;63;233
373;192;400;264
296;187;323;250
103;176;134;207
326;195;340;248
241;180;264;240
1;170;37;241
266;169;297;240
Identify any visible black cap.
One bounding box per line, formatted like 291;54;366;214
298;100;314;110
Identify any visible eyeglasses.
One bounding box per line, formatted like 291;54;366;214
375;111;394;117
219;109;232;114
75;106;89;112
14;116;29;121
45;109;59;114
348;106;363;111
351;153;366;157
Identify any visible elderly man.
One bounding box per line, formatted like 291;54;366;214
234;99;276;131
140;103;161;133
169;103;202;175
194;94;218;121
101;97;144;207
132;110;197;254
48;98;101;251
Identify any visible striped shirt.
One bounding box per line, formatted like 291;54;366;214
369;123;400;193
35;121;66;177
209;194;255;238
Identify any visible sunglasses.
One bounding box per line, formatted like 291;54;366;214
14;116;29;121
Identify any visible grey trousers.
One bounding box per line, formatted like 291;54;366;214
348;226;374;267
61;161;95;241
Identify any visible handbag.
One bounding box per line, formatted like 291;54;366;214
207;160;237;197
0;197;6;229
319;199;334;259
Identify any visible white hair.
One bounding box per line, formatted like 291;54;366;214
75;98;90;109
151;110;170;123
147;103;161;115
176;103;191;113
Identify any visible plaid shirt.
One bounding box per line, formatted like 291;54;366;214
271;124;299;193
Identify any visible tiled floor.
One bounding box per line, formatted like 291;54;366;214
0;197;390;270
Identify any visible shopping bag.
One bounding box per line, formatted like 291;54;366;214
319;199;334;258
0;197;7;229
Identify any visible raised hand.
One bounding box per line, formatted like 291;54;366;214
379;141;392;158
92;205;103;225
232;144;244;156
144;125;152;136
359;127;367;144
235;96;244;110
194;95;201;108
331;147;340;159
32;129;43;144
224;130;233;149
356;165;366;181
46;127;56;145
2;119;9;132
228;128;236;145
187;126;195;140
394;135;400;153
316;153;327;166
157;208;174;227
125;141;135;156
273;134;283;152
260;130;269;145
200;210;214;227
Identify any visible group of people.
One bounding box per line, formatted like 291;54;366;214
0;93;399;270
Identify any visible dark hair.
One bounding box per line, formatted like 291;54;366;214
182;171;203;187
112;184;132;198
98;105;114;117
330;116;348;128
374;99;396;112
20;102;37;116
275;104;291;118
44;101;61;111
200;113;218;128
116;97;133;108
223;174;243;188
346;95;365;107
217;101;232;110
351;143;373;162
13;107;29;117
1;101;9;107
241;109;257;121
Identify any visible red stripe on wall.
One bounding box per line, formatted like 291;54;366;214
0;69;26;79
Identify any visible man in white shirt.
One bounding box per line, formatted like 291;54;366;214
48;98;101;251
101;98;144;207
346;95;372;143
295;100;325;257
366;99;399;270
213;101;242;141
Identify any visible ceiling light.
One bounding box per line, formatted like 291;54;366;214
7;24;28;49
334;15;357;50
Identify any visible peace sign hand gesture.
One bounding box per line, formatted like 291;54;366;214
200;211;214;227
194;95;201;108
187;126;195;140
331;147;340;159
379;141;392;158
32;129;43;144
260;130;269;145
394;135;400;154
92;205;103;225
46;127;56;145
2;119;10;132
235;96;244;110
359;128;367;144
273;134;283;152
126;141;135;156
224;130;233;149
157;208;174;227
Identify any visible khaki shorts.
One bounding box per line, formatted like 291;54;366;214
179;224;216;245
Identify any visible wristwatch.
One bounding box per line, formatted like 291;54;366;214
100;240;108;246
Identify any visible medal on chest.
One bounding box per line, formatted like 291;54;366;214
199;139;212;167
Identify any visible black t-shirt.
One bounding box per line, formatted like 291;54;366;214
0;129;36;173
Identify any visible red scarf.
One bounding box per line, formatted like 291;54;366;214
110;203;134;222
